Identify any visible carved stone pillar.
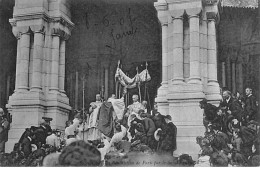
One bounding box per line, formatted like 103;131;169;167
19;32;31;91
31;30;44;91
172;16;184;84
205;15;221;101
230;49;237;94
221;62;226;87
59;39;66;93
50;35;60;92
14;35;21;92
154;0;169;116
161;22;168;85
104;66;109;100
236;58;243;93
207;19;218;84
226;55;232;90
231;62;236;94
6;0;74;153
188;14;201;84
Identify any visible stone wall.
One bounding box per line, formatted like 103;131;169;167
218;7;260;98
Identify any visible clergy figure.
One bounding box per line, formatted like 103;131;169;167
86;94;103;142
127;94;145;127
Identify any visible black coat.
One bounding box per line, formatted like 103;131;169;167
244;95;257;120
221;97;243;121
158;122;177;153
21;137;32;158
204;103;218;122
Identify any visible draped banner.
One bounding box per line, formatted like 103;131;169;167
115;68;151;89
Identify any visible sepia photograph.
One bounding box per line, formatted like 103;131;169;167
0;0;260;167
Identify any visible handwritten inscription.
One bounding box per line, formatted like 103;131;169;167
84;8;139;57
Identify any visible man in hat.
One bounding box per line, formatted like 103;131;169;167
34;118;52;147
157;115;177;155
0;108;9;154
199;99;218;132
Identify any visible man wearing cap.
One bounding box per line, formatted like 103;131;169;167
0;108;9;154
157;115;177;155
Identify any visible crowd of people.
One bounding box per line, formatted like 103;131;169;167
195;87;260;167
0;93;178;166
0;87;259;167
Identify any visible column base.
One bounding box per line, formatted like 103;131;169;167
188;78;202;85
155;83;169;115
172;78;184;85
5;91;71;153
5;91;46;153
156;80;205;160
168;97;204;160
206;81;222;105
30;86;42;92
46;92;71;130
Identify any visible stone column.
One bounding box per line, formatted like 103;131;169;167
231;61;236;94
188;14;201;84
237;54;244;93
19;32;31;91
172;16;184;84
31;31;44;91
50;35;60;92
161;22;168;85
75;71;79;110
205;11;221;102
14;35;21;91
154;0;169;116
59;39;66;93
207;19;218;85
221;62;226;87
226;56;232;90
104;66;109;100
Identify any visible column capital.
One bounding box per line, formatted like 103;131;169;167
186;8;202;18
31;25;45;34
158;16;168;26
161;22;168;27
169;9;185;20
51;28;70;40
206;12;219;22
154;0;168;11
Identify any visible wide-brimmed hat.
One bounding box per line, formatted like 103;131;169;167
163;114;172;121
